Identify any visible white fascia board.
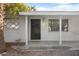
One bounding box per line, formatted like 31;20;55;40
19;11;79;16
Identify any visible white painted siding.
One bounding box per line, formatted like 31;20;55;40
29;15;79;41
4;15;79;42
62;15;79;41
41;16;60;41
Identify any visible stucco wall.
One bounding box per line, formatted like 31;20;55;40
4;16;27;42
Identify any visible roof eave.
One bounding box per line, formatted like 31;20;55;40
19;11;79;16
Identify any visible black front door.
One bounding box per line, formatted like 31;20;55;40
31;19;41;40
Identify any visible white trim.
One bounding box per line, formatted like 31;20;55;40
19;11;79;16
25;16;28;45
59;16;62;45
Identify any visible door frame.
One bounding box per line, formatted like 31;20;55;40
29;17;42;41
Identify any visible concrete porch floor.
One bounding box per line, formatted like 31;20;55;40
27;41;79;50
4;41;79;56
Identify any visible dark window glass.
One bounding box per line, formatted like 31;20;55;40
48;19;59;31
62;19;68;32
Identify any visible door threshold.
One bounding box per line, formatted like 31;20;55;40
29;40;41;42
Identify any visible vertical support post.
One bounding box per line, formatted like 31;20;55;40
25;16;28;46
59;16;62;46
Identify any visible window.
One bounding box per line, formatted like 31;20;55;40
48;19;59;31
62;19;68;32
48;19;68;32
